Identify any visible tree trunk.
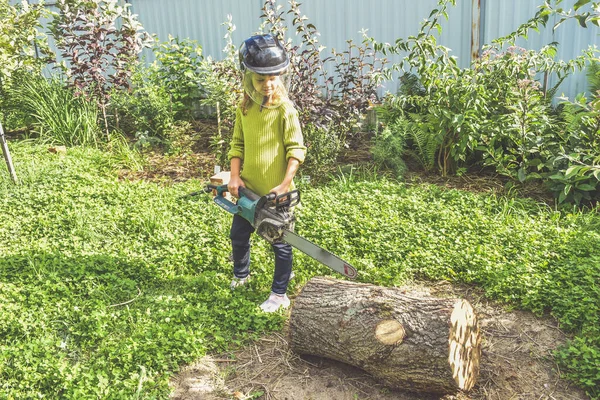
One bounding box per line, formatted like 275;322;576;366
289;277;482;395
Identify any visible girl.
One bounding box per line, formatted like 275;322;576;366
227;34;306;312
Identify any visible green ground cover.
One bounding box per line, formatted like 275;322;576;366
1;143;599;398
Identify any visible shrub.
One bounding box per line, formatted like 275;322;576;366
300;123;342;181
262;0;387;142
547;93;600;205
0;0;53;129
50;0;151;135
148;35;208;121
373;0;597;207
199;15;242;167
110;63;175;144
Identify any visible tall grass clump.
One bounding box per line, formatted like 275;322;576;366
9;73;101;147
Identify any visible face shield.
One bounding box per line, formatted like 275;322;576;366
242;70;290;109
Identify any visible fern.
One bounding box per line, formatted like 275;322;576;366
405;113;441;172
371;118;408;177
372;115;443;175
586;61;600;97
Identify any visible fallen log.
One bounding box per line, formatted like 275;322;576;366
289;277;482;395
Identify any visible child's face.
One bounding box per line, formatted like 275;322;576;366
252;74;281;97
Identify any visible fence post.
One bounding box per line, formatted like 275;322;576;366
471;0;483;62
0;119;19;184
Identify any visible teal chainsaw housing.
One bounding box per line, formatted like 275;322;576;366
205;184;299;243
210;184;259;224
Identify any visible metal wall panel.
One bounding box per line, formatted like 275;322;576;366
128;0;473;95
9;0;600;99
129;0;264;63
481;0;600;99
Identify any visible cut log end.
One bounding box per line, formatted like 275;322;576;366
375;320;405;345
448;299;482;391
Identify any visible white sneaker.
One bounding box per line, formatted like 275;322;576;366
230;276;248;290
259;292;290;313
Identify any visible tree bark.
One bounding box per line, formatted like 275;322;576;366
289;277;482;395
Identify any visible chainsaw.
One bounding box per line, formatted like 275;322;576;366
205;184;357;279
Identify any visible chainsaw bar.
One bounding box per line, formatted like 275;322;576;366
282;229;357;279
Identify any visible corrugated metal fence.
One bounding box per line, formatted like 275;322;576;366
13;0;600;99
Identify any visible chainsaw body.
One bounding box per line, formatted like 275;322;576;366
207;184;299;243
205;184;357;279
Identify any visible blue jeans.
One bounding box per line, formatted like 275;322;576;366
229;214;293;295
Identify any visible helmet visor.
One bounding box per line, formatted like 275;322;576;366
243;70;290;109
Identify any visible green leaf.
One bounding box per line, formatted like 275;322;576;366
554;17;568;30
576;184;597;191
518;168;527;183
564;183;573;195
576;15;589;28
558;190;567;203
574;0;591;11
565;165;582;178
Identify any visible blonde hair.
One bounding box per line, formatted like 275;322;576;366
241;76;288;115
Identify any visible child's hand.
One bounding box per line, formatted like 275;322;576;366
228;176;245;198
269;183;290;197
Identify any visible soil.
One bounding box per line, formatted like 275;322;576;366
108;122;585;399
169;281;587;400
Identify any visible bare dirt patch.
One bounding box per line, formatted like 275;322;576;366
169;281;587;400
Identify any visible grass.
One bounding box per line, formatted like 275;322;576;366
9;75;102;147
1;142;599;398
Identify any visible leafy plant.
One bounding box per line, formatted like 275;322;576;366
300;122;342;181
547;93;600;205
473;46;560;183
371;117;409;176
148;35;208;121
110;62;176;145
50;0;151;135
0;0;53;128
540;0;600;29
261;0;388;146
372;0;598;208
200;15;243;167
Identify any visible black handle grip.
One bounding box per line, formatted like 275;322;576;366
204;184;219;193
238;186;261;201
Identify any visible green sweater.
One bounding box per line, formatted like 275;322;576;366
228;100;306;196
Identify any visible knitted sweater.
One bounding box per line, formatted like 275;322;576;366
227;100;306;196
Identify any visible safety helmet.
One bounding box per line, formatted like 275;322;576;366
239;34;289;75
239;34;290;109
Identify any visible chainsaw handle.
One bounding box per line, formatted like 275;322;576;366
238;186;261;202
204;184;228;197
